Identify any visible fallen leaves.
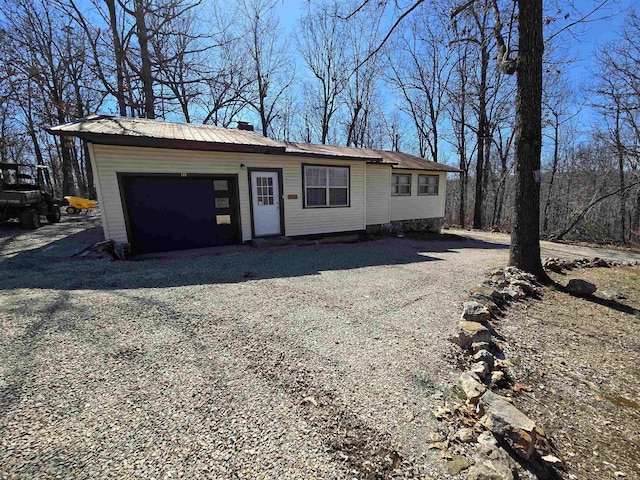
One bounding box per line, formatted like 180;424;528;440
511;382;533;393
427;442;447;451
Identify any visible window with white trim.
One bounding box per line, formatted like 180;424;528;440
391;174;411;196
418;175;439;195
303;165;349;207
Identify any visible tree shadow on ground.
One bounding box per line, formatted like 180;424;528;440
0;217;102;258
0;235;508;291
548;280;639;315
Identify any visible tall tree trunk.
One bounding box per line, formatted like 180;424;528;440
58;135;75;196
508;0;545;278
473;42;489;229
105;0;127;116
457;55;468;228
321;89;330;144
72;94;96;197
542;118;559;232
72;75;90;197
495;185;505;226
83;142;96;199
23;81;46;167
482;135;491;215
0;116;7;163
346;103;362;147
492;162;508;227
614;106;627;243
251;17;268;136
51;85;74;194
134;0;155;119
70;143;86;197
459;172;467;227
634;183;640;242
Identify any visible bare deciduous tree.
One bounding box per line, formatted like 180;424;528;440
387;6;452;160
297;2;349;144
239;0;295;136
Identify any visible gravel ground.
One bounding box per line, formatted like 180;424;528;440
0;213;102;259
1;221;639;479
448;228;640;264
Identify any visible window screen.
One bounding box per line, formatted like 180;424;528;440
391;174;411;196
303;165;349;207
418;175;439;195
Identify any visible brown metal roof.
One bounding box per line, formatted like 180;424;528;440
281;143;460;172
371;151;461;172
281;141;383;160
47;115;286;153
47;115;461;172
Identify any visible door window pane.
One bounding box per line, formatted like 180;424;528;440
256;176;275;206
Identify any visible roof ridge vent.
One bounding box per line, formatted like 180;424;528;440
237;121;254;132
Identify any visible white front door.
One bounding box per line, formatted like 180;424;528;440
251;171;281;236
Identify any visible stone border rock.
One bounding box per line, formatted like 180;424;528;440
542;256;639;273
436;266;562;480
434;256;637;478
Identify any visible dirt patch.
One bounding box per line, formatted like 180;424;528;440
228;331;413;479
497;267;640;479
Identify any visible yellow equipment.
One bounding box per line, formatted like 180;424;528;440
64;196;98;214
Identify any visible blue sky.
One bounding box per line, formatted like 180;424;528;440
70;0;635;162
274;0;635;114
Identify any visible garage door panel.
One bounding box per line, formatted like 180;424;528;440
120;175;240;254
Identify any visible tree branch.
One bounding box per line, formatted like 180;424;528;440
555;180;640;240
354;0;424;71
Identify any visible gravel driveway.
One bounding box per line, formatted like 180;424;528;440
448;228;640;263
1;223;638;479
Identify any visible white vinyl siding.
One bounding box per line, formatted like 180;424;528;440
390;170;446;221
365;164;390;225
89;144;366;243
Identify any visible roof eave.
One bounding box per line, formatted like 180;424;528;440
366;160;398;165
391;165;462;173
287;151;380;162
48;129;382;161
46;131;288;155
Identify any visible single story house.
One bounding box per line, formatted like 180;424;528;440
48;115;460;255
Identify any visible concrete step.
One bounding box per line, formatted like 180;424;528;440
251;236;292;248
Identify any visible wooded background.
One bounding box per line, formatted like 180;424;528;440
0;0;638;244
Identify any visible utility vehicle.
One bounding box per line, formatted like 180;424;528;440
0;162;63;229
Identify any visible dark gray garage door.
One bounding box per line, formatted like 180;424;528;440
120;174;240;255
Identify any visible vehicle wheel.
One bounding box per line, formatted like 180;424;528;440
19;209;40;229
66;206;77;214
47;207;61;224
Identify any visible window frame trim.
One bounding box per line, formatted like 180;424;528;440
302;163;351;209
417;174;440;196
391;173;412;197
